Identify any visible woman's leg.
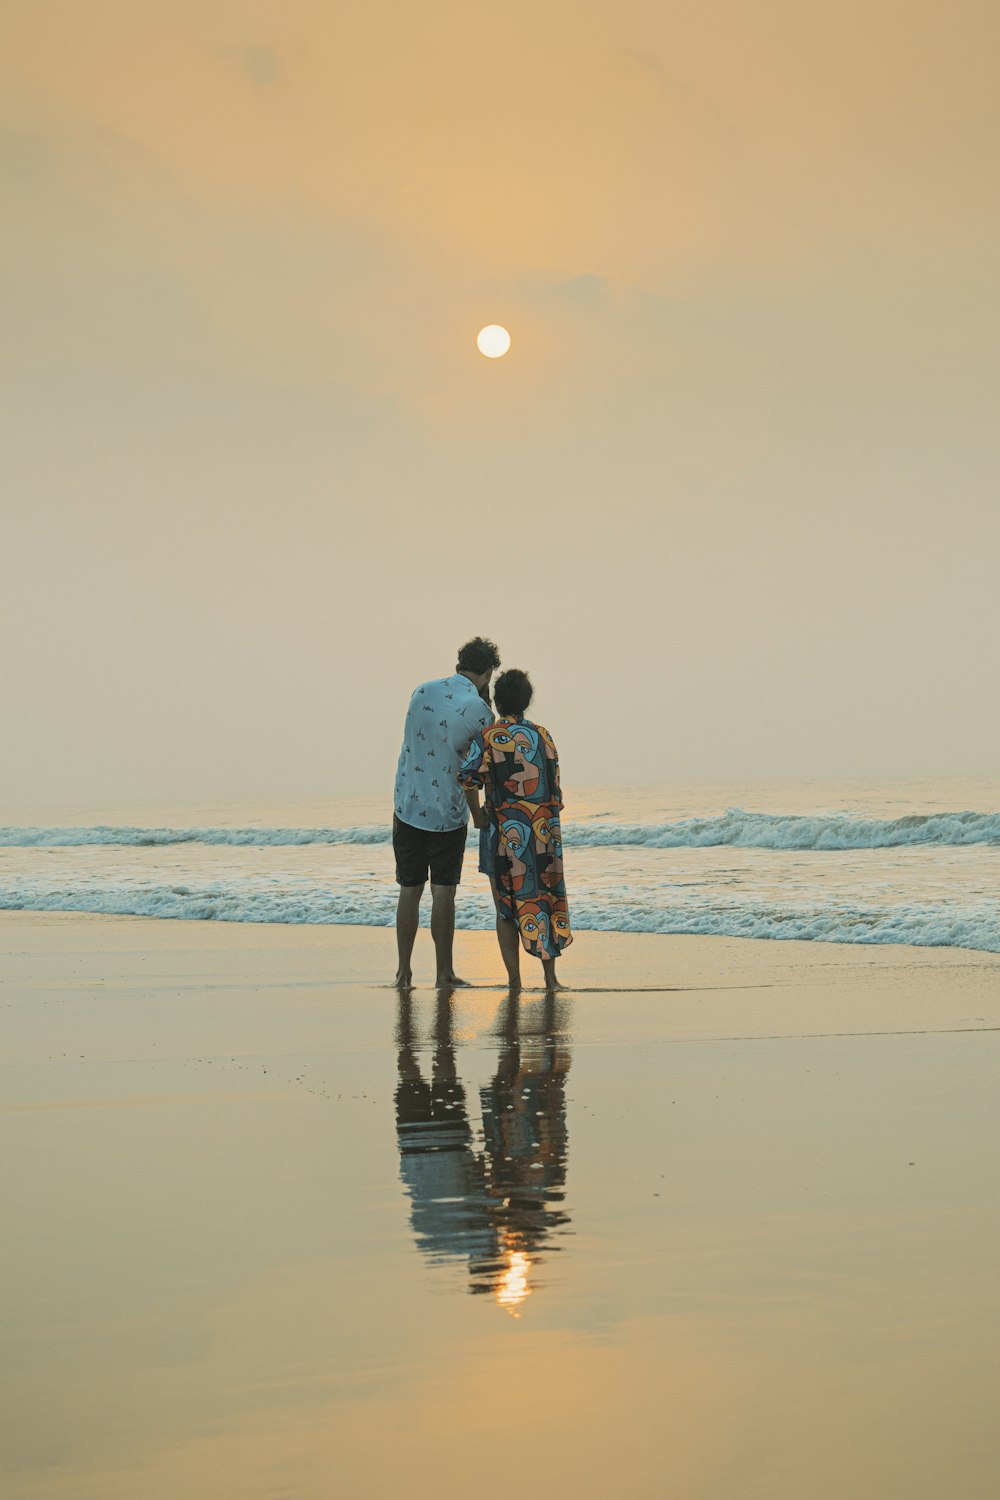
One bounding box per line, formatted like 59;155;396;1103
489;878;522;991
540;956;564;991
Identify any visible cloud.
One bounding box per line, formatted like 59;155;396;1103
544;273;615;306
220;45;280;87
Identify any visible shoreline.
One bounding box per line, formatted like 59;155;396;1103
4;908;1000;1044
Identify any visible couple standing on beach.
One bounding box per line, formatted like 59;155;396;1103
393;636;573;991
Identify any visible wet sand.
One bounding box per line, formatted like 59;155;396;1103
3;911;1000;1498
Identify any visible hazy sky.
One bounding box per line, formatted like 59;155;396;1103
3;1;998;805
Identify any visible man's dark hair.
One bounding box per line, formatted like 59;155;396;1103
456;636;501;675
494;669;533;717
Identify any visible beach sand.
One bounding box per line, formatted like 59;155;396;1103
3;911;1000;1499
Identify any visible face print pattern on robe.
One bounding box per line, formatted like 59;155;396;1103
500;817;536;898
458;715;572;960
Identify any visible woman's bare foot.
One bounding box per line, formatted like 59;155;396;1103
394;970;412;989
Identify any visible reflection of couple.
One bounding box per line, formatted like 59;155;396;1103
394;988;571;1310
392;637;572;991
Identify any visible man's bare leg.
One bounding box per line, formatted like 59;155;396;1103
430;883;465;986
395;882;424;987
490;878;521;991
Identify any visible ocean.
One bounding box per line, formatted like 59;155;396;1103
2;775;998;955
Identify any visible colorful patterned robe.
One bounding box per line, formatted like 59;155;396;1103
459;715;572;959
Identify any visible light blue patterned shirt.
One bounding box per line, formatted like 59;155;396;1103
394;675;494;832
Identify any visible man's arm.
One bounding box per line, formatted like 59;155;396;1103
464;787;488;829
458;728;489;827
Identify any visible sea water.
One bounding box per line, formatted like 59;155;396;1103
1;775;998;953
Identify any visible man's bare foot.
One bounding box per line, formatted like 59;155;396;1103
436;973;469;988
394;971;413;989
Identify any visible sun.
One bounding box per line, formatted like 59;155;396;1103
476;324;511;359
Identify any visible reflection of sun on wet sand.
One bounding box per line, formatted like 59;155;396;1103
394;989;571;1312
495;1248;532;1314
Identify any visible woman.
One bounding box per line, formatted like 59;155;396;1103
459;669;572;991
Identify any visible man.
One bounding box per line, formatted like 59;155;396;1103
393;637;500;987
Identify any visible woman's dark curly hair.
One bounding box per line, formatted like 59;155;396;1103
494;669;533;717
456;636;501;675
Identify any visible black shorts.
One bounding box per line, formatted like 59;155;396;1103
393;816;467;887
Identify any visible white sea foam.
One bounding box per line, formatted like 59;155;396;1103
1;877;998;953
5;784;997;955
2;808;999;851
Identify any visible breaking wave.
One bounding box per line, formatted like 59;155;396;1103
3;808;999;851
0;825;392;848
